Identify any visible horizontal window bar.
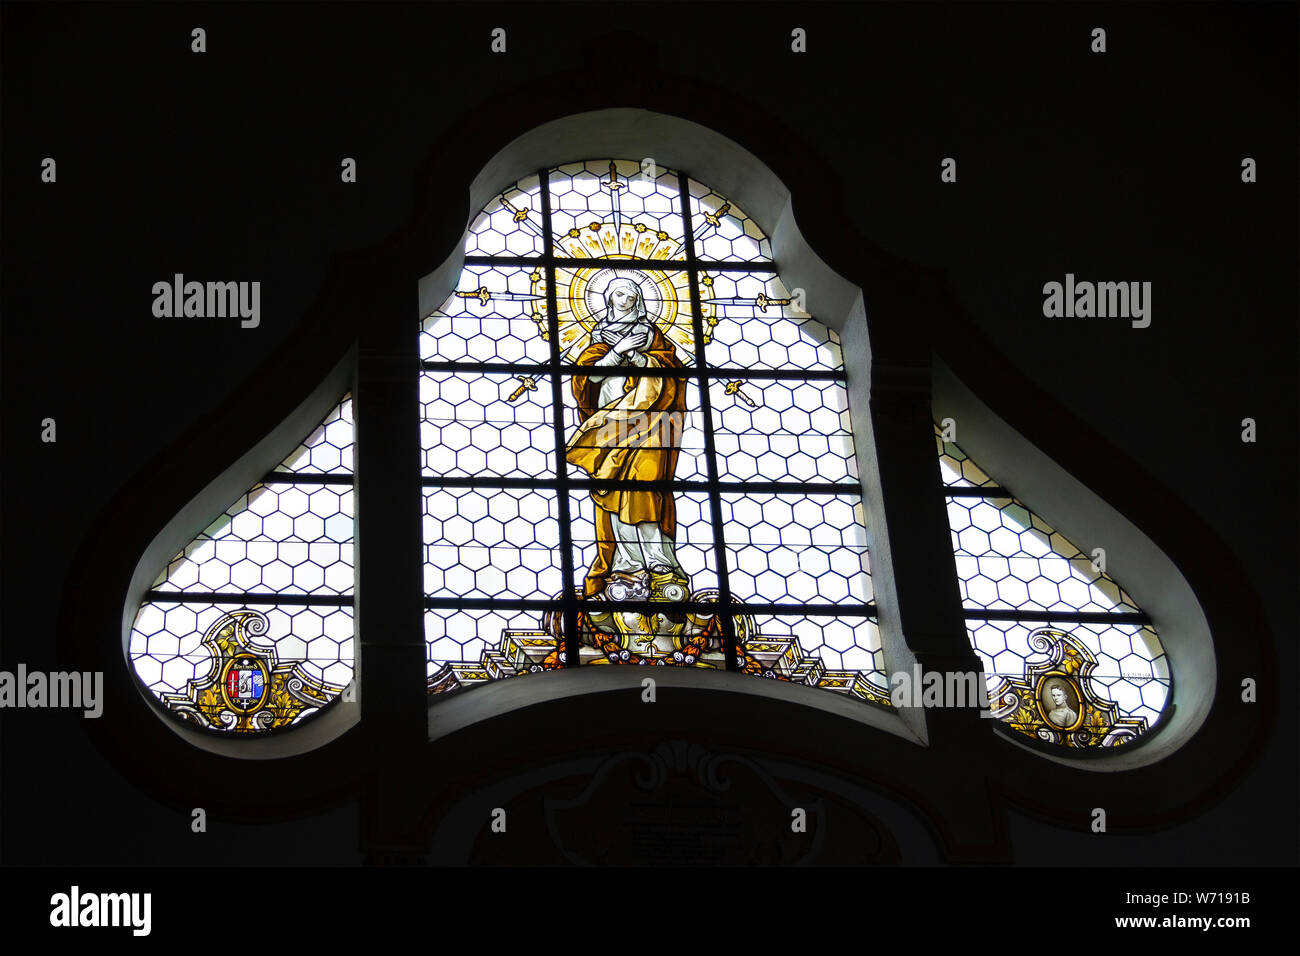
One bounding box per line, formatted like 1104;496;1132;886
420;476;864;495
260;472;356;486
460;254;778;273
419;360;555;376
418;361;844;382
423;595;877;617
144;590;354;607
943;486;1011;498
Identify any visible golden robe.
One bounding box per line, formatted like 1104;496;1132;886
566;326;686;596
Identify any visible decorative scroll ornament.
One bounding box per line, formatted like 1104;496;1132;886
986;628;1149;748
535;740;864;866
160;610;343;733
426;589;893;709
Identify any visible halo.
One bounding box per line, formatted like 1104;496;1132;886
555;266;696;360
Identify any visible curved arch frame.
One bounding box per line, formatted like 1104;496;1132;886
932;360;1210;769
419;113;923;747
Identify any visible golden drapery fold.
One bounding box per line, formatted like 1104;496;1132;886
566;326;686;595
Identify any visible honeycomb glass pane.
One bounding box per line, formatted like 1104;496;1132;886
420;370;555;479
151;482;354;597
548;160;686;261
129;602;354;732
934;422;997;488
700;271;842;370
687;177;773;263
423;486;562;600
946;496;1139;614
273;394;354;475
420;264;551;364
721;493;872;605
712;378;857;483
465;172;544;258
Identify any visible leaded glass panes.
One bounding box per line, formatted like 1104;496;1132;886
686;178;773;264
272;395;354;475
426;608;558;693
152;484;353;596
936;424;1170;748
936;426;996;489
419;264;551;364
947;496;1140;615
700;272;841;371
711;378;857;484
128;395;356;733
423;487;562;600
464;172;544;258
743;614;887;705
553;265;697;361
548;160;686;260
966;618;1168;731
420;370;555;479
422;161;886;706
719;493;872;605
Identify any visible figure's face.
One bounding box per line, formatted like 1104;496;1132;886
1051;687;1066;706
609;285;637;314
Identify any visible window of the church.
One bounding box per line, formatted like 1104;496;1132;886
421;161;888;706
936;424;1170;748
119;157;1185;754
127;397;355;732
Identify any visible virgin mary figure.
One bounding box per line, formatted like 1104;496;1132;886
566;277;688;599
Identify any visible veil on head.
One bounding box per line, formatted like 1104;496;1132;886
598;277;649;332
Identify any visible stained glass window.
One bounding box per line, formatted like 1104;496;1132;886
422;161;887;706
128;396;355;732
936;423;1170;748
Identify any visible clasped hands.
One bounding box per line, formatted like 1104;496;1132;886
596;323;652;366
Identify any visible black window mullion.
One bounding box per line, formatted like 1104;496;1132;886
679;170;738;672
420;475;863;494
421;594;877;618
420;359;552;377
259;472;356;486
144;590;353;607
538;168;582;669
461;254;777;274
421;360;846;383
